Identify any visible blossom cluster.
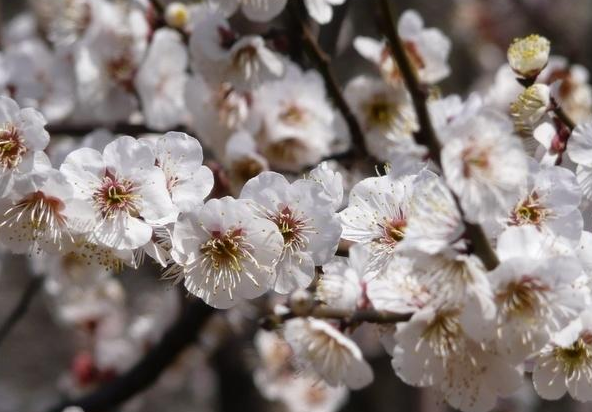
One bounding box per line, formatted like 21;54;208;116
3;1;592;412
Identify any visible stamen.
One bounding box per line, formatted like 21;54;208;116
92;171;140;218
0;123;26;172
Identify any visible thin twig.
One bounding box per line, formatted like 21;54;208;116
377;0;499;270
552;105;576;131
46;123;189;137
261;306;411;330
287;0;368;158
0;276;43;348
46;299;214;412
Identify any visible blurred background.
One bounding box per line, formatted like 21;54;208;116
1;1;592;412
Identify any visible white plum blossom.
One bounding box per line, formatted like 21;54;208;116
344;75;418;161
185;75;251;159
60;136;178;250
171;197;284;308
532;311;592;402
241;172;342;293
283;317;374;389
504;161;583;245
210;0;287;22
567;121;592;200
366;255;431;314
354;10;451;85
253;329;348;412
441;105;528;224
392;306;523;412
399;170;464;255
303;0;346;25
490;226;587;363
224;130;269;193
73;1;148;123
339;171;416;271
250;64;343;172
0;165;94;254
189;10;284;91
141;132;214;213
135;28;188;131
4;38;75;122
541;57;592;123
308;162;344;211
0;96;50;197
318;243;373;311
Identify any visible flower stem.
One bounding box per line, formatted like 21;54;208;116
287;0;368;158
377;0;499;270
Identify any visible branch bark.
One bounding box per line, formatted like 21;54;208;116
46;123;189;137
288;0;368;158
377;0;499;270
261;306;412;330
45;299;214;412
0;276;43;349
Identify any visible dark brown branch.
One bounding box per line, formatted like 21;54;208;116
0;276;43;349
46;299;214;412
318;1;351;56
261;305;411;330
377;0;499;270
552;105;576;131
46;123;189;137
288;0;368;158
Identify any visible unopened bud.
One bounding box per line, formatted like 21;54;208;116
165;2;189;29
507;34;550;79
510;84;551;134
289;289;314;316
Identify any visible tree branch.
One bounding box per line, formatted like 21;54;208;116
552;104;576;131
377;0;499;270
261;305;411;330
46;123;189;137
45;299;214;412
0;276;43;349
287;0;368;158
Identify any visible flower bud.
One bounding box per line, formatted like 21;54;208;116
289;289;314;316
165;2;189;29
507;34;550;79
510;83;551;134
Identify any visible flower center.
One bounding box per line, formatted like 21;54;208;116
364;97;397;129
92;172;140;218
305;386;328;405
215;83;249;128
270;206;312;254
105;53;136;91
420;310;462;358
279;104;306;125
461;144;490;178
0;123;26;171
510;192;548;227
380;217;407;244
496;276;550;318
232;45;258;75
230;158;264;185
1;191;68;244
199;227;256;297
263;138;308;166
553;338;592;379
